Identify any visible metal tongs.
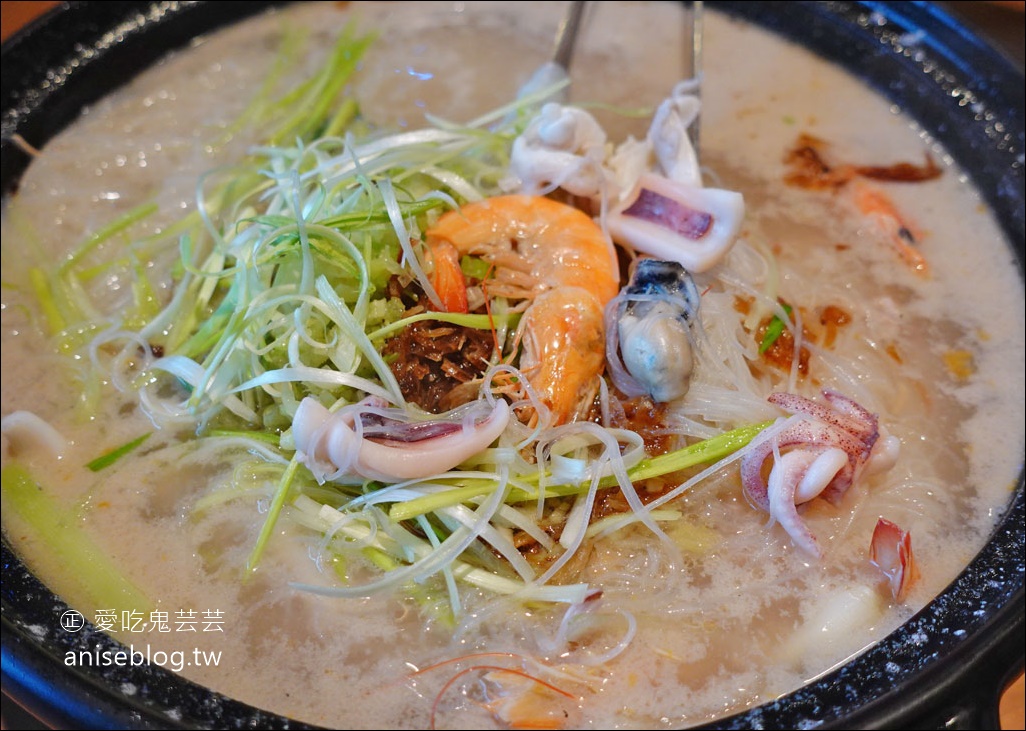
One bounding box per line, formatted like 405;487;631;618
520;1;704;157
515;1;587;103
682;1;703;157
552;0;587;75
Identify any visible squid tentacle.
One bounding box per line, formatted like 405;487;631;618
742;391;892;556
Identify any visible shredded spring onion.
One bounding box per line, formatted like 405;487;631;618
2;464;151;615
85;433;152;472
760;302;794;353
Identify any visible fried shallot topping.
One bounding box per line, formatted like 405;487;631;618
384;320;495;414
382;276;495;413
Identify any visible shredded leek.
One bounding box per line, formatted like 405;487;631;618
246;456;302;574
85;433;152;472
1;464;150;616
387;420;771;522
58;202;159;275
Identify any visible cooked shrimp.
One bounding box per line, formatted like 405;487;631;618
518;288;607;425
781;134;934;275
852;182;929;275
481;667;578;730
426;195;618;425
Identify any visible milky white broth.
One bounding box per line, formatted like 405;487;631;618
1;2;1024;729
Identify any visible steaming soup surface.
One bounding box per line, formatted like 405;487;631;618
2;2;1023;729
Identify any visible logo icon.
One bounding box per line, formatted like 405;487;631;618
59;609;86;633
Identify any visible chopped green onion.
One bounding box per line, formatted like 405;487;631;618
85;433;152;472
29;267;66;335
608;420;771;487
459;255;492;280
207;429;282;445
59;202;158;275
267;25;376;145
367;310;520;342
586;509;681;539
759;303;793;353
322;97;360;139
388;420;772;522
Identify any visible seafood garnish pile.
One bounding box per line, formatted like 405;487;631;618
26;41;911;608
4;20;946;728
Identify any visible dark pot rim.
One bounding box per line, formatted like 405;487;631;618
2;2;1024;729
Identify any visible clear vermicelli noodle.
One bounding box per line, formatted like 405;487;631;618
1;2;1023;729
